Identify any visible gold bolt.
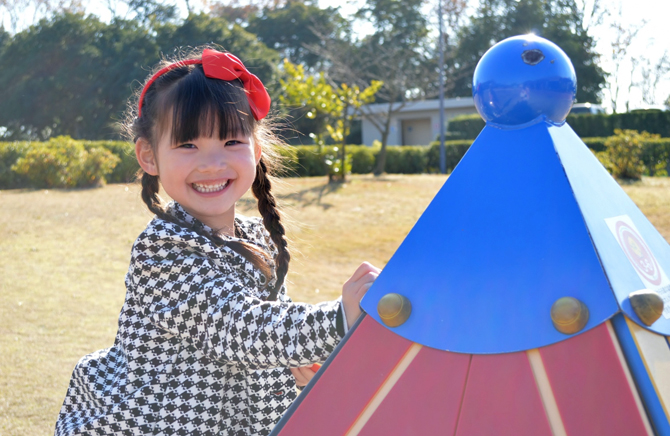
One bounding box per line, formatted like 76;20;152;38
551;297;589;335
377;293;412;327
629;289;664;326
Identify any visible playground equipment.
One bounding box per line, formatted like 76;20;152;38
271;35;670;436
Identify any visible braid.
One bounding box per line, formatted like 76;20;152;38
141;172;168;219
252;158;290;301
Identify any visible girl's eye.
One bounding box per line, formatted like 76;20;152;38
178;143;196;149
225;140;242;146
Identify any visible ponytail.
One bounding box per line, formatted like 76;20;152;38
252;158;290;301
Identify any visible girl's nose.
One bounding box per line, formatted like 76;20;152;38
198;150;227;172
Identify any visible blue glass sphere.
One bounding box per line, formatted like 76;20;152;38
473;34;577;126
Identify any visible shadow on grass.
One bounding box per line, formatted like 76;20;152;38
278;181;345;210
236;181;342;211
237;175;401;212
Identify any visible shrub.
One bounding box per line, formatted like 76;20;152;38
275;145;300;177
600;129;656;180
293;146;328;177
639;138;670;177
0;141;32;188
12;136;119;188
445;114;485;140
86;141;139;183
427;140;473;173
581;137;607;152
349;146;376;174
447;110;670;140
323;146;352;180
382;146;428;174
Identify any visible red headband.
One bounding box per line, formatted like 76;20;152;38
137;49;271;120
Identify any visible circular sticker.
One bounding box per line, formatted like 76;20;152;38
615;221;662;286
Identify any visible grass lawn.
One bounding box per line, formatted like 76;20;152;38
2;174;670;435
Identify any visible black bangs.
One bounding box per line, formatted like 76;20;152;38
158;66;255;144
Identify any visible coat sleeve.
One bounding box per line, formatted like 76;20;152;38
130;228;344;370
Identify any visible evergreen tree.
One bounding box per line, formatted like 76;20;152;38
247;1;345;68
450;0;605;102
0;13;157;139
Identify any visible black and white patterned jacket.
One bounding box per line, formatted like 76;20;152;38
55;202;345;435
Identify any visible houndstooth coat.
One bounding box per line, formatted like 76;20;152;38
55;202;345;436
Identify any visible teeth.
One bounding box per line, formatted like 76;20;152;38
192;180;229;193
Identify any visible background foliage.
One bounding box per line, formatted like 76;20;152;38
449;0;605;102
0;0;610;167
3;132;669;189
0;12;278;141
447;110;670;140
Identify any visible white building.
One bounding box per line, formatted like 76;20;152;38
360;97;478;146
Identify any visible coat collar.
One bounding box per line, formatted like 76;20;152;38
163;201;277;293
165;201;249;242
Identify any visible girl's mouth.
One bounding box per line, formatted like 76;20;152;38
192;180;230;193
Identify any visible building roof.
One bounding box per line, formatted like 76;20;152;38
360;97;475;115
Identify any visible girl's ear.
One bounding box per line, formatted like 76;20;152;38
135;138;158;176
254;141;262;164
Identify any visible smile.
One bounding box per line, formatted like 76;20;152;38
192;180;229;193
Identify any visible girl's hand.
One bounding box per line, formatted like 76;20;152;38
342;262;381;329
290;366;317;387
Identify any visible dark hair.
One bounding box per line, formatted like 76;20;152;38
126;49;290;301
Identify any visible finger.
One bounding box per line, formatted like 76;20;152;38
346;262;376;284
290;367;310;386
298;366;317;381
297;366;317;386
353;281;375;299
352;271;379;290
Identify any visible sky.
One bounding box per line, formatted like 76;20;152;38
2;0;670;111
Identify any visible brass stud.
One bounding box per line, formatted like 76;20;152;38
551;297;589;335
629;289;664;326
377;293;412;327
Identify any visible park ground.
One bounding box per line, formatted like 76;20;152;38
2;174;670;435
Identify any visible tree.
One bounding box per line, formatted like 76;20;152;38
0;0;84;33
313;0;434;175
156;13;279;90
210;0;260;26
601;3;650;112
638;53;670;107
122;0;178;27
247;1;346;68
0;13;158;140
279;59;381;181
450;0;606;103
0;12;281;140
0;26;9;53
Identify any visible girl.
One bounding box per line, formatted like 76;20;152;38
55;48;380;436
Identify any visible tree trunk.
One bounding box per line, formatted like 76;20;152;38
373;115;392;176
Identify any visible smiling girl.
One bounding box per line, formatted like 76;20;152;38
54;48;379;436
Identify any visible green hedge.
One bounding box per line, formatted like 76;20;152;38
0;141;32;188
10;137;121;188
569;110;670;138
82;141;139;184
0;138;137;189
277;142;473;177
447;110;670;140
3;135;669;189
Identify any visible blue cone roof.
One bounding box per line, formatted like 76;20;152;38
361;120;670;353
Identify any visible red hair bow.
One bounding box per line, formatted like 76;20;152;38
138;49;271;120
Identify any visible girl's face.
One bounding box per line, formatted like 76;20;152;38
136;126;261;233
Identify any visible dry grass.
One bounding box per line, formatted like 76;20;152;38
1;174;669;435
